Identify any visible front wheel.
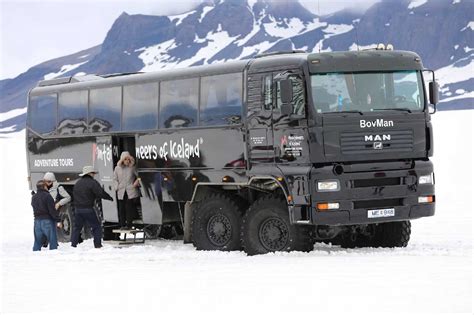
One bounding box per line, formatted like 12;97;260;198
373;221;411;248
241;196;313;255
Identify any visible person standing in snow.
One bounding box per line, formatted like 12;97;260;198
31;180;62;251
43;172;71;211
72;166;113;248
113;151;141;229
42;172;72;247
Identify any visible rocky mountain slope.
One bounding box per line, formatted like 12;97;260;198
1;0;472;133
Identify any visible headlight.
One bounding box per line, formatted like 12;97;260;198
317;180;340;191
419;173;434;185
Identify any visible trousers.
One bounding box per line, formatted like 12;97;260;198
33;219;58;251
71;208;102;248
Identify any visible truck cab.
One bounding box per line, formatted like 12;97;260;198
242;49;436;251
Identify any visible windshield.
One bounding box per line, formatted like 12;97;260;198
311;71;425;113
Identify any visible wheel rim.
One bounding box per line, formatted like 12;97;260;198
61;213;71;236
206;214;232;247
258;217;289;251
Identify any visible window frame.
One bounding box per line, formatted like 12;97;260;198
122;81;160;132
199;72;244;127
88;85;123;133
28;93;58;135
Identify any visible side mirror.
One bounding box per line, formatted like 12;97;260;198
281;103;292;116
280;79;293;104
429;81;439;105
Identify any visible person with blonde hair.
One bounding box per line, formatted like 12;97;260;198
113;152;140;229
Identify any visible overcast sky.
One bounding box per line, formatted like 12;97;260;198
0;0;379;80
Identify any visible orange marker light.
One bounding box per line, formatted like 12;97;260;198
316;202;340;211
317;203;329;210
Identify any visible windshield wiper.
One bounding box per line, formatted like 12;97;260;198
372;108;412;113
324;110;363;115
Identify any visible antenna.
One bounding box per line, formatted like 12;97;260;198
318;0;321;53
354;19;360;51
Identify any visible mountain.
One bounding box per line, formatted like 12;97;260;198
1;0;473;133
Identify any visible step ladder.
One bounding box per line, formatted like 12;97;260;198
112;229;146;245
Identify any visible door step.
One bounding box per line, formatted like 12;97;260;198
112;229;146;245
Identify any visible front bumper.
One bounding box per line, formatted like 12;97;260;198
309;160;435;226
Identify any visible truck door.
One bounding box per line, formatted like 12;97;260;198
247;72;274;164
94;136;119;222
272;71;310;164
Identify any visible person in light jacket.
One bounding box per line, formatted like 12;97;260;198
43;172;71;210
113;151;140;229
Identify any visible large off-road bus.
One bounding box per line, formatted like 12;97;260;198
26;48;437;255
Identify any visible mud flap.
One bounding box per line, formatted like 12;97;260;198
183;202;193;243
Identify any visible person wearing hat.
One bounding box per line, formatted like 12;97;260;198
43;172;72;210
113;151;140;229
72;166;113;248
31;180;61;251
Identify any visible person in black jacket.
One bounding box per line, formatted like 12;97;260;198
32;180;61;251
72;166;113;248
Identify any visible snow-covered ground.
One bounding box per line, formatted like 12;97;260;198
0;111;472;314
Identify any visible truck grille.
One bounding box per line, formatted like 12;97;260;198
340;130;413;154
352;177;401;188
353;198;403;209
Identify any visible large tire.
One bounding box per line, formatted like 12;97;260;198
192;193;242;251
57;205;74;242
241;196;313;255
373;221;411;248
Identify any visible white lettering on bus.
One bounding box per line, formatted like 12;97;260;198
136;138;203;161
34;158;74;168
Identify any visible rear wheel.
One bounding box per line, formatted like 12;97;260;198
241;196;313;255
192;193;242;251
144;224;162;239
57;205;74;242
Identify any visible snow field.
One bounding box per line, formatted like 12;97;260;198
0;110;472;314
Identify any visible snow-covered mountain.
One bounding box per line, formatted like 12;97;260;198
1;0;473;133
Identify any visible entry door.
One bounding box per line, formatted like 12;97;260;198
272;71;310;164
247;72;274;164
94;136;119;222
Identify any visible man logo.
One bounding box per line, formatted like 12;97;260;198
373;142;383;150
364;134;391;142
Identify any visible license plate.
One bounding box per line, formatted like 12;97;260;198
367;208;395;218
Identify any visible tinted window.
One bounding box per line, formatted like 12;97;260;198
89;87;121;132
29;94;57;134
123;83;158;131
200;73;242;126
263;75;272;110
160;79;198;129
58;90;88;135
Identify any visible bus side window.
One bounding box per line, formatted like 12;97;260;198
89;87;121;132
123;83;159;131
200;73;242;126
160;78;198;129
58;90;88;135
29;94;57;135
263;75;272;110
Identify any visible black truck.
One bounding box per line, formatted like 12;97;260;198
26;48;437;255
